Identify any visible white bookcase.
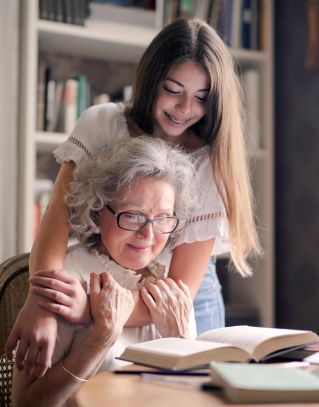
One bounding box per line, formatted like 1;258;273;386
18;0;274;326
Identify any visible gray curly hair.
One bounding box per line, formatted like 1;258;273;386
67;136;198;248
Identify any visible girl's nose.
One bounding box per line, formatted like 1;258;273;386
176;95;192;114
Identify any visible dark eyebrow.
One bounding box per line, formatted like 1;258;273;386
166;77;209;93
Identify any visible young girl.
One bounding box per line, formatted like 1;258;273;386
7;17;259;377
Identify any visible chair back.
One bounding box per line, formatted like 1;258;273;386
0;252;29;407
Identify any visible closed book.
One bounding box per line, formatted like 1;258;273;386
118;325;319;370
210;362;319;403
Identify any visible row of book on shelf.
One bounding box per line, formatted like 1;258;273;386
39;0;155;26
37;62;132;133
39;0;263;51
163;0;262;50
39;0;91;25
37;64;261;150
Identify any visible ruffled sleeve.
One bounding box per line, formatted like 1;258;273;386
54;102;129;164
172;147;230;256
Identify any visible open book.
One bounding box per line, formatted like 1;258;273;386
118;325;319;370
210;362;319;403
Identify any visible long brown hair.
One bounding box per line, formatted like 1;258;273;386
129;18;260;275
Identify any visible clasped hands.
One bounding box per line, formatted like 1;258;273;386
5;269;192;377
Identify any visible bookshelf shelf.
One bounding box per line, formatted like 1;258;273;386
19;0;274;327
37;19;159;63
36;131;67;145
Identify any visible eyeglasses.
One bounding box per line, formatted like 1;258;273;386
105;205;179;234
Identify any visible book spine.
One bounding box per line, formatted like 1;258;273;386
250;0;259;50
46;79;56;132
242;69;261;151
64;79;78;134
230;0;242;48
241;0;252;49
37;62;47;131
77;74;88;117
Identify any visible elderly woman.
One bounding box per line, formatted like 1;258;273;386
12;136;198;407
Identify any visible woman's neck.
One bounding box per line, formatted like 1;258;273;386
96;243;152;277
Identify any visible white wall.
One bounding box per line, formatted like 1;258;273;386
0;1;19;261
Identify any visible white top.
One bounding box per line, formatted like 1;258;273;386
54;103;230;266
52;245;197;372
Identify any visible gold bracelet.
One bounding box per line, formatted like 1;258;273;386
60;361;88;383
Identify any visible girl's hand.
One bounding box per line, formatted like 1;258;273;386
5;293;57;378
29;269;91;325
141;278;192;339
89;272;135;345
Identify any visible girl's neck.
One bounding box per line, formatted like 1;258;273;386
125;110;206;152
155;126;206;153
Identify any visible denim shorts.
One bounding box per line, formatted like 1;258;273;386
193;257;225;334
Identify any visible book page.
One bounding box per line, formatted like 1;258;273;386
197;326;315;356
126;338;232;357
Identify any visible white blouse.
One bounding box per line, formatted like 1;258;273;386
54;103;230;266
52;245;197;372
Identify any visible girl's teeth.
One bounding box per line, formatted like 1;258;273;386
168;114;184;124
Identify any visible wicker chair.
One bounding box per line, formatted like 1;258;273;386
0;253;30;407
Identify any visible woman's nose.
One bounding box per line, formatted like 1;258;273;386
136;221;154;239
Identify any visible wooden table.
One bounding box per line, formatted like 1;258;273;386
72;370;319;407
73;371;223;407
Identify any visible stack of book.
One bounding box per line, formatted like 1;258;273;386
39;0;91;26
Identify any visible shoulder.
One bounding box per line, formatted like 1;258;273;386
64;244;102;277
54;103;129;162
191;146;216;188
77;102;126;132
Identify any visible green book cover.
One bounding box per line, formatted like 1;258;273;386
210;362;319;403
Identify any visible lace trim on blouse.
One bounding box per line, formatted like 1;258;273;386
91;249;167;289
69;136;92;158
188;211;223;224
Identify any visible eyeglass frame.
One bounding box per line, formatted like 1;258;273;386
104;204;179;234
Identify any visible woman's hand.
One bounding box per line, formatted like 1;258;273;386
89;272;135;345
141;278;192;339
29;269;91;325
5;293;57;378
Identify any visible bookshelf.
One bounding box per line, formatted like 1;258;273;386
18;0;274;326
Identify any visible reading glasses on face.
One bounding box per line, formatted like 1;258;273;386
105;204;179;234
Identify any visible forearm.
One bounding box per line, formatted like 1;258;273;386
12;330;115;407
168;239;215;298
125;289;152;326
29;162;75;276
125;240;214;327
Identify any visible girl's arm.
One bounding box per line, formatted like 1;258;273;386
125;238;215;326
29;240;215;329
5;162;75;377
12;272;134;407
29;161;75;272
